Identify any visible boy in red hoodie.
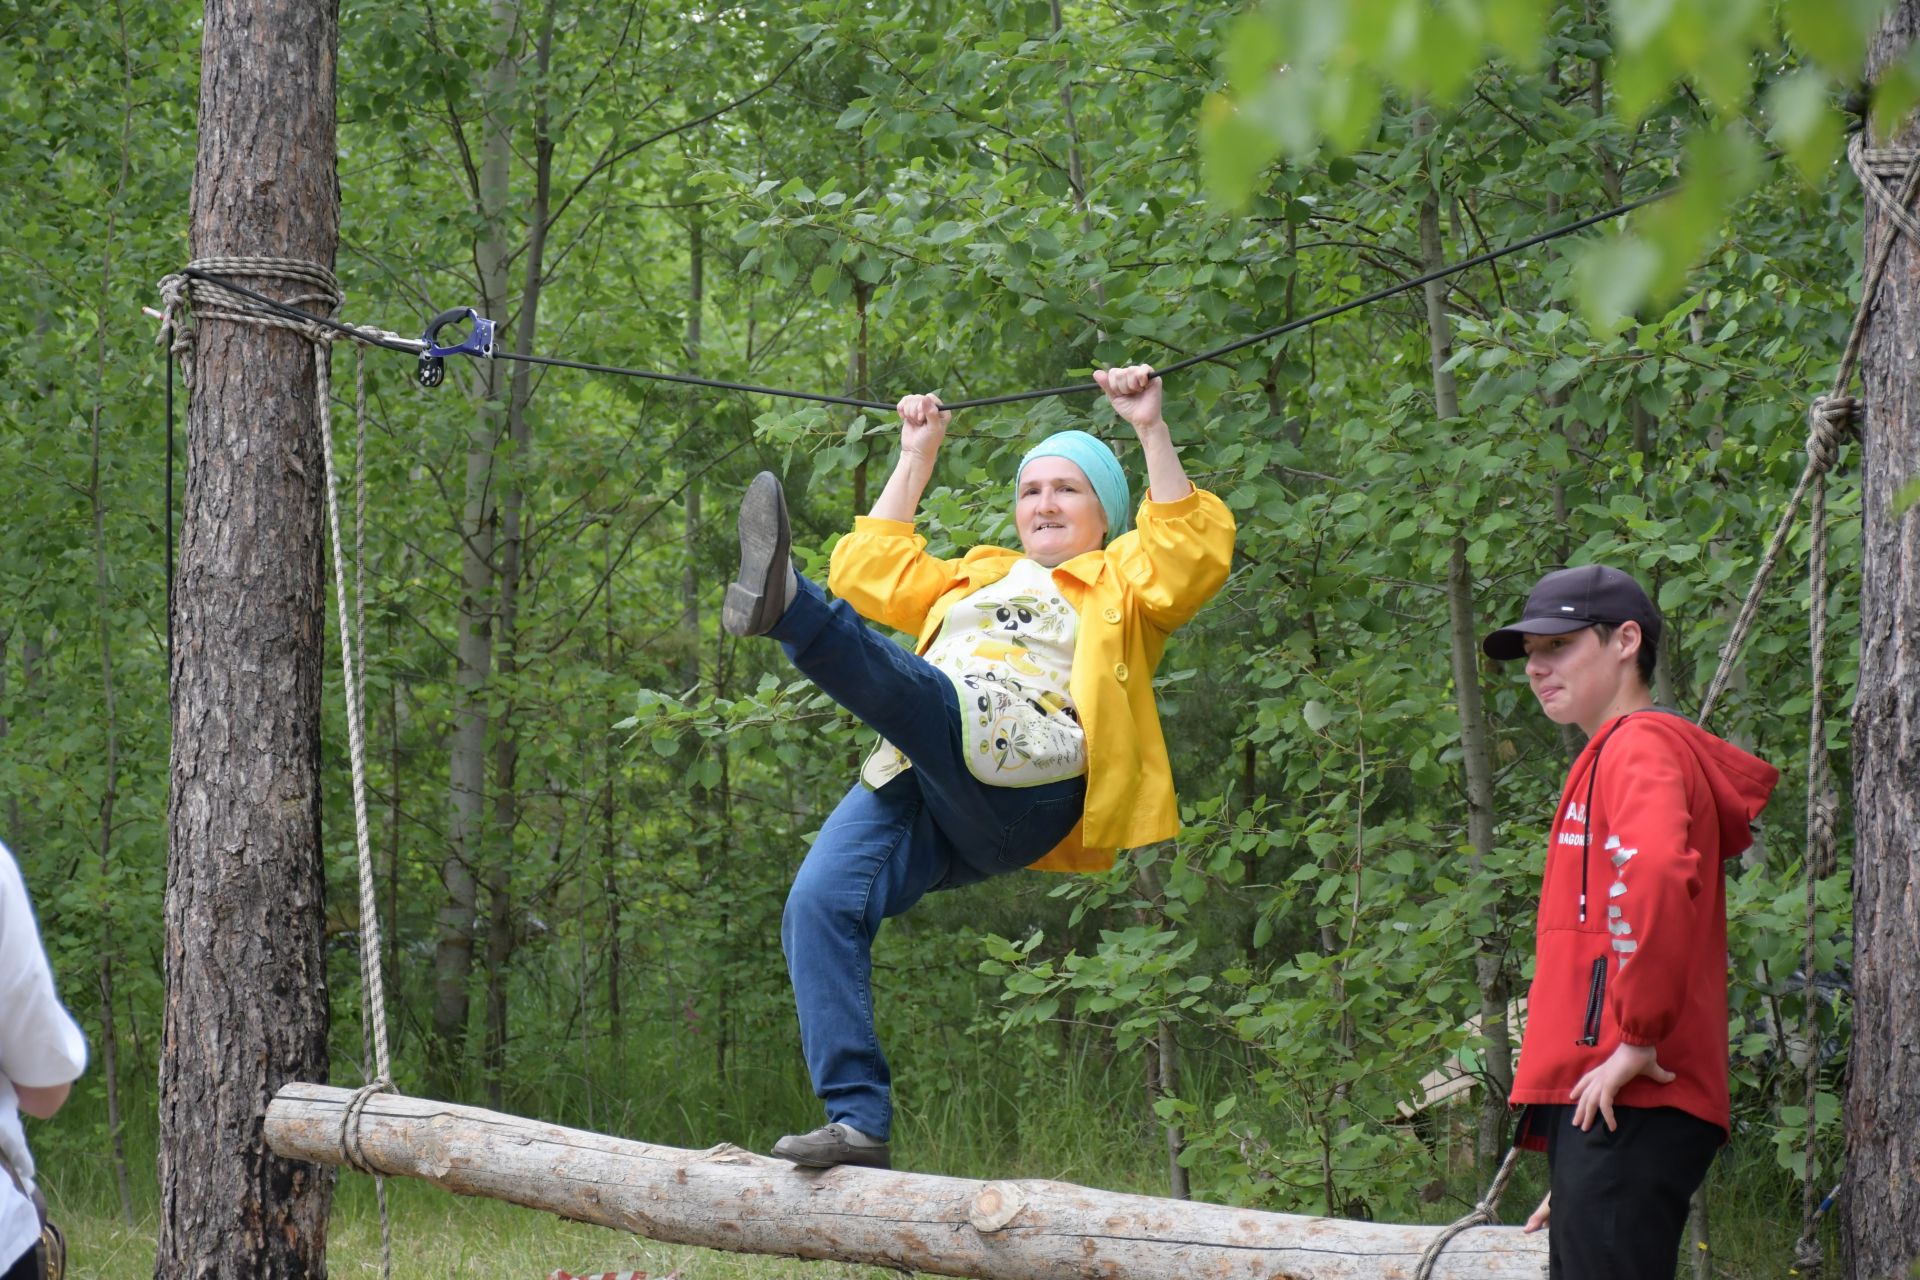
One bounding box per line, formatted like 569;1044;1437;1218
1482;565;1778;1280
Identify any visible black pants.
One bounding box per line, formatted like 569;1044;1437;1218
1;1242;38;1280
1538;1103;1722;1280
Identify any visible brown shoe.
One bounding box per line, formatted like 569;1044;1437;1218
771;1123;891;1169
722;472;796;637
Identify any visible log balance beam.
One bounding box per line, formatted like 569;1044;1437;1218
264;1083;1547;1279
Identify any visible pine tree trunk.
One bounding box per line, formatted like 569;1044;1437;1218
1844;12;1920;1274
158;1;338;1274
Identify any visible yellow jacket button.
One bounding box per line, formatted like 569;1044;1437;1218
1114;662;1130;682
1103;607;1122;624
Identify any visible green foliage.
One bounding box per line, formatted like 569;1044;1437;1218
1208;0;1903;328
0;0;1870;1260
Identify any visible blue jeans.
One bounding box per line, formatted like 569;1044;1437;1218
769;575;1086;1140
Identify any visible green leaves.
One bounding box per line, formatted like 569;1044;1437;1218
1579;126;1763;332
1208;0;1898;322
3;0;1874;1227
1767;71;1846;184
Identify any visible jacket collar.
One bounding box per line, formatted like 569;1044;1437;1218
1047;549;1108;588
965;544;1108;588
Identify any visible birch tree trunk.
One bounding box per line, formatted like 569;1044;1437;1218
90;208;135;1230
682;213;705;649
159;0;338;1274
481;0;555;1113
435;0;521;1087
1844;11;1920;1274
602;519;624;1068
1418;121;1510;1177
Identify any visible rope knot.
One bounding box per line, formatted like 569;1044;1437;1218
153;256;347;387
1805;396;1858;475
338;1076;395;1176
1808;785;1840;880
1792;1233;1825;1278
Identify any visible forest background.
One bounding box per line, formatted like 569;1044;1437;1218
0;0;1876;1273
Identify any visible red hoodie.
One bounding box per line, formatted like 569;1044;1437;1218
1510;710;1778;1143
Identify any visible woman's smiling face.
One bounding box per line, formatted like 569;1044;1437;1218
1015;456;1106;567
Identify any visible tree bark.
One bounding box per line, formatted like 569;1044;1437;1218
159;1;338;1275
480;0;555;1113
1155;1020;1190;1200
435;0;522;1087
265;1084;1549;1280
1845;12;1920;1275
683;211;705;647
1418;120;1510;1178
601;520;623;1067
89;94;136;1221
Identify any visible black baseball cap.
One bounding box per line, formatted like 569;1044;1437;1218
1482;565;1663;661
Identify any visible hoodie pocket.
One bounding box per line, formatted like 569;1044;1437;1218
1577;957;1607;1046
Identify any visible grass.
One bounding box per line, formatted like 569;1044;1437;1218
58;1184;916;1280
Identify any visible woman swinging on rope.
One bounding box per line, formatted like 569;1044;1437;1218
722;363;1235;1170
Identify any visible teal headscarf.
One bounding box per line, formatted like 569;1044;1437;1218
1016;430;1131;539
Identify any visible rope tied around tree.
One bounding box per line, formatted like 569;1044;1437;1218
156;256;422;388
158;254;398;1279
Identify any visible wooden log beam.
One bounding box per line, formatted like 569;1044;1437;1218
265;1083;1547;1279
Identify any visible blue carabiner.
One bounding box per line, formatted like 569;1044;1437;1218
417;307;497;388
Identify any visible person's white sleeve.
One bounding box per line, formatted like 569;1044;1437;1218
0;844;88;1088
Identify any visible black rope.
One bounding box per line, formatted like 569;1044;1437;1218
179;181;1673;415
946;184;1673;409
495;351;897;411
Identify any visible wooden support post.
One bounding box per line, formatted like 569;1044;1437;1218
265;1084;1548;1280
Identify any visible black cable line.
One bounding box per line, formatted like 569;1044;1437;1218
497;351;899;411
179;180;1674;416
941;184;1673;409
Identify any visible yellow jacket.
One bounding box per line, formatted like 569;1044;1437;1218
827;486;1236;872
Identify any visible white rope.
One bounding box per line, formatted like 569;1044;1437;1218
1790;464;1837;1280
1695;135;1914;723
310;285;396;1280
348;343;393;1271
1696;395;1860;723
